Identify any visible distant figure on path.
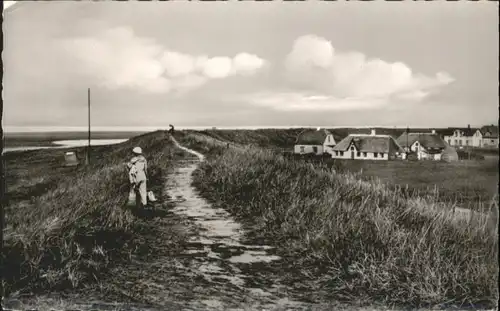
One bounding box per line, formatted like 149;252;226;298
168;124;175;134
128;146;148;207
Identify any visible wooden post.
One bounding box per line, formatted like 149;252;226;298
86;88;91;165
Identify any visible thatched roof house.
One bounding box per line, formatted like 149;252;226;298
480;125;499;138
332;130;404;160
295;129;333;145
294;128;338;155
396;132;447;154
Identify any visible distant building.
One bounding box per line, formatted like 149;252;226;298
479;125;499;148
396;130;447;160
331;129;404;160
443;125;480;148
294;128;337;155
443;125;498;148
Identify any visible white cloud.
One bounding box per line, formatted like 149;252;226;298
61;26;266;94
233;52;266;74
285;35;334;70
259;34;456;111
247;92;387;112
201;57;234;79
161;51;197;77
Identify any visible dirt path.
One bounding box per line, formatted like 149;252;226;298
167;137;316;310
2;139;324;311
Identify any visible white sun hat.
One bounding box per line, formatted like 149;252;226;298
132;147;142;154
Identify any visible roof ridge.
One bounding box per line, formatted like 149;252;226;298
350;134;392;137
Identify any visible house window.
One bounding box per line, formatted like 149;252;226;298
313;146;318;153
466;140;469;146
459;140;462;146
448;139;451;144
357;152;361;157
363;152;367;157
374;153;378;158
340;151;344;156
454;139;457;145
300;146;305;153
380;153;384;157
491;140;495;143
335;151;339;156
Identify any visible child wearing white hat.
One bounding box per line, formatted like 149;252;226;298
127;146;148;207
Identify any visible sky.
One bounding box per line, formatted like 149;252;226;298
2;1;498;129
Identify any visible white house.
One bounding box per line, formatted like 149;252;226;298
480;125;499;148
443;125;499;148
331;129;404;161
294;128;337;155
443;125;481;148
396;130;447;160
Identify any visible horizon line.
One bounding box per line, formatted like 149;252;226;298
3;124;492;133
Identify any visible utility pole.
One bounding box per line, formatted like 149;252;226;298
406;126;409;160
86;88;91;165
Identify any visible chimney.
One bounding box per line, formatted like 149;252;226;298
467;124;471;130
371;129;376;136
431;129;436;134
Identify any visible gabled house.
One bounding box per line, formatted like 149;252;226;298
294;128;337;155
396;130;447;160
443;125;481;148
443;125;499;148
480;125;499;148
331;129;404;161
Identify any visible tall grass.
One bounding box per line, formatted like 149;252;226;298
175;131;499;308
2;130;183;296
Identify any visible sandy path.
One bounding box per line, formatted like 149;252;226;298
168;137;315;310
2;139;320;311
4;138;493;311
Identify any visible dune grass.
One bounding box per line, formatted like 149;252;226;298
194;128;498;211
174;131;499;309
2;130;185;297
282;153;499;212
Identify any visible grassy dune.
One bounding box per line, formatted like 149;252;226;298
198;129;499;211
174;131;499;308
283;154;499;212
196;128;303;150
2;131;185;297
